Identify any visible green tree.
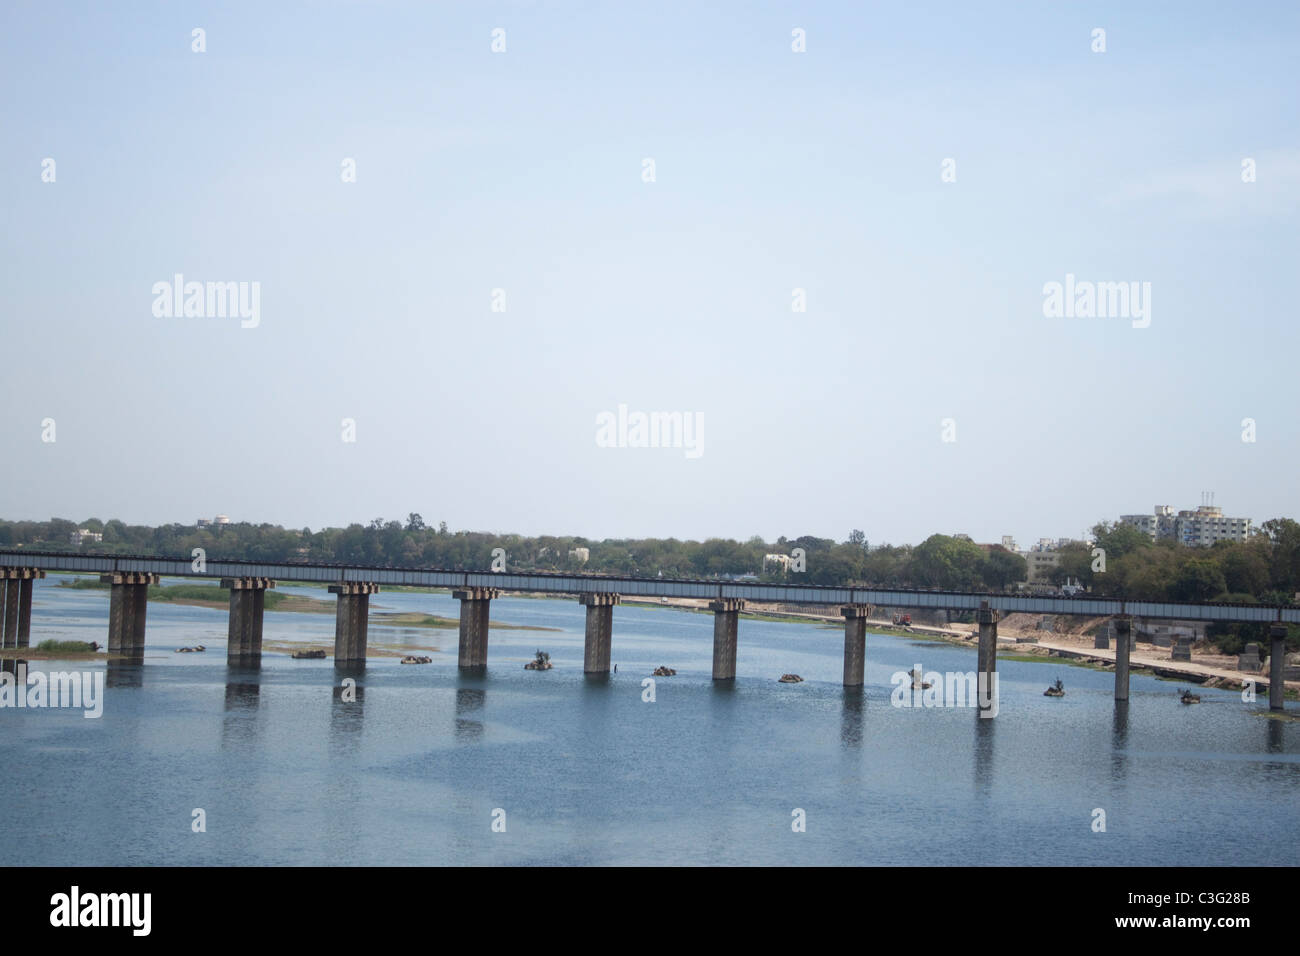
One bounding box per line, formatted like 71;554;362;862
982;548;1028;589
1261;518;1300;594
1091;521;1153;562
911;534;986;589
1170;558;1228;602
1217;543;1269;596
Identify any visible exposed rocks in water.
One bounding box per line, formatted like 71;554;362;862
778;674;803;683
1180;689;1201;705
400;655;432;665
1044;678;1065;698
909;667;932;690
525;650;553;671
291;649;327;660
652;666;676;676
176;645;206;653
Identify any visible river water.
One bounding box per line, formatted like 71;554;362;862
2;576;1295;866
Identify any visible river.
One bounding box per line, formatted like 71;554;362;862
1;576;1295;866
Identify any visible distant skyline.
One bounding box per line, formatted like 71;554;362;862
2;2;1297;548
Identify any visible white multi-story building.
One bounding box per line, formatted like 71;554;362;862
1120;503;1250;546
1173;506;1251;546
69;529;103;546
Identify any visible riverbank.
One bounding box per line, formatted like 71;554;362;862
619;595;1300;698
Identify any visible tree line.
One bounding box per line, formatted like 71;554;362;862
2;515;1030;588
3;514;1298;611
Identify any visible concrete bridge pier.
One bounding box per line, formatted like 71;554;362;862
1269;622;1287;711
454;587;500;670
223;578;276;665
579;593;620;674
976;602;999;714
840;604;872;687
1114;616;1132;701
330;582;379;666
15;571;41;647
102;573;161;657
710;598;745;680
1;577;18;648
1;569;44;648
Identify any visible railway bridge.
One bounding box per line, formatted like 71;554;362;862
1;549;1293;710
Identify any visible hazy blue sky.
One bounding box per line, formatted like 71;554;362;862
2;1;1297;546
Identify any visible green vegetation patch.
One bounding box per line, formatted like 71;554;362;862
35;639;99;654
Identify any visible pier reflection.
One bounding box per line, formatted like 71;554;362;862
578;670;615;730
973;712;995;796
221;675;262;749
105;659;143;688
840;689;864;748
1110;700;1130;783
1266;714;1285;753
224;680;261;710
455;687;485;741
330;676;365;752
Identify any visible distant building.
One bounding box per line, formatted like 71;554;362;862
69;529;103;546
1019;550;1061;584
1001;535;1017;552
196;518;211;528
568;547;590;564
213;515;231;525
1120;502;1250;546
